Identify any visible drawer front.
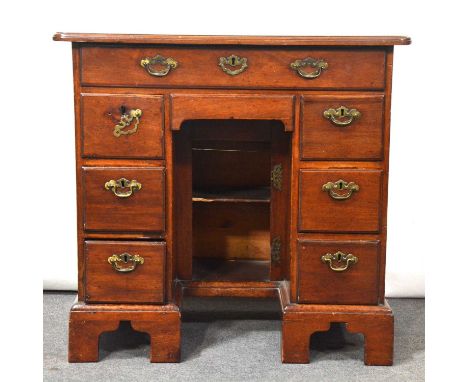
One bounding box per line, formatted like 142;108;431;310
298;169;382;232
170;94;295;131
83;167;165;232
297;240;380;304
301;94;384;160
81;47;385;89
85;240;165;303
82;93;164;159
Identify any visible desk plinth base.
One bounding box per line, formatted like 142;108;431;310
68;301;181;363
68;289;393;365
281;300;394;365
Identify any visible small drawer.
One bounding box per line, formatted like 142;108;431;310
297;240;380;304
83;167;165;232
298;169;382;232
81;46;385;89
85;240;165;303
301;94;384;160
81;93;164;159
170;94;295;131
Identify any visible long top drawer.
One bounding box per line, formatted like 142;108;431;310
80;46;386;90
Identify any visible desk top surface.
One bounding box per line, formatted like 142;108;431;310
53;33;411;46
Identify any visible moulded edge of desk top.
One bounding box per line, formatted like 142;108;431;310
53;33;411;46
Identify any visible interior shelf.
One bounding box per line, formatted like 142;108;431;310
192;258;270;281
192;141;271;152
192;187;270;203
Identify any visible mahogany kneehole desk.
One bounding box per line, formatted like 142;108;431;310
54;33;410;365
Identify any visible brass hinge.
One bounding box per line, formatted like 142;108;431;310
271;164;282;191
271;237;281;263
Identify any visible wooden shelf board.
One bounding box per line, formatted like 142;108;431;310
192;187;270;203
192;258;270;282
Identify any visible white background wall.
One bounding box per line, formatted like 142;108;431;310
2;0;466;379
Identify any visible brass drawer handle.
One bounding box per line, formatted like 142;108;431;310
321;251;358;272
219;55;248;76
114;108;142;137
322;179;359;200
104;178;142;198
140;54;178;76
108;253;144;273
290;57;328;79
323;106;361;126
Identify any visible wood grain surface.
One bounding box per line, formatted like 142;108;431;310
82;167;165;232
297;240;380;304
80;46;386;90
301;93;385;160
81;93;165;158
298;169;383;232
54;32;411;46
84;240;165;303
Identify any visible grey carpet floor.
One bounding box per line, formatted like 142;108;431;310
44;293;424;382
